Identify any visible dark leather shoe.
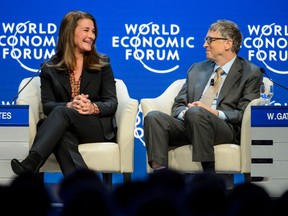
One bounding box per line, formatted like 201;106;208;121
201;161;216;173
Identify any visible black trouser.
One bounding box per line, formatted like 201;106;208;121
31;106;105;174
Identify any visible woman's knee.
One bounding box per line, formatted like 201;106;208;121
51;106;67;114
51;106;76;118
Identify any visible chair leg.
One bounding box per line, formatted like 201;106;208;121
38;172;45;182
102;173;112;188
243;173;251;182
123;173;131;184
220;174;234;190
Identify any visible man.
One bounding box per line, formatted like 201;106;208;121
144;20;263;172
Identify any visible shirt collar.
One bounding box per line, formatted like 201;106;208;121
214;56;237;75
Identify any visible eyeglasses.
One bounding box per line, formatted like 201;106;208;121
204;36;228;44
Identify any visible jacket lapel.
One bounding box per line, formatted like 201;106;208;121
217;57;242;103
56;70;71;95
80;69;96;93
194;62;214;101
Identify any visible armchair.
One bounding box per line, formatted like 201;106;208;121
16;77;138;186
140;78;272;183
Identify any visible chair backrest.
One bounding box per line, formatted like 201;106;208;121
115;79;131;120
141;79;185;117
159;79;186;114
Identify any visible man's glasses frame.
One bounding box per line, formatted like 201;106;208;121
205;36;228;44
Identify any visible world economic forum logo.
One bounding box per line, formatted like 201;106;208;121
0;20;57;72
243;23;288;74
112;22;195;73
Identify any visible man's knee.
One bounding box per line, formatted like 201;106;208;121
185;106;206;121
144;110;163;124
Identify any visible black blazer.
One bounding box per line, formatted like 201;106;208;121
39;58;118;140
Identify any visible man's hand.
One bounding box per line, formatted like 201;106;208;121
188;101;219;116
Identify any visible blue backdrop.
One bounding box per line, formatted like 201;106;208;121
1;0;288;182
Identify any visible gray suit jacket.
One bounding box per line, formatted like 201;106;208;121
172;56;263;143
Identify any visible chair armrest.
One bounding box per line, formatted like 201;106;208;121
240;97;262;173
115;79;139;172
141;79;185;117
16;77;43;147
16;98;37;147
141;97;172;117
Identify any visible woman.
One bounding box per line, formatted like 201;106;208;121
11;10;118;175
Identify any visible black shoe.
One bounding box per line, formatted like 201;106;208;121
201;161;216;173
11;159;29;175
153;167;168;173
220;174;234;190
11;151;42;175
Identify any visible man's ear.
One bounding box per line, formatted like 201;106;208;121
225;39;233;51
